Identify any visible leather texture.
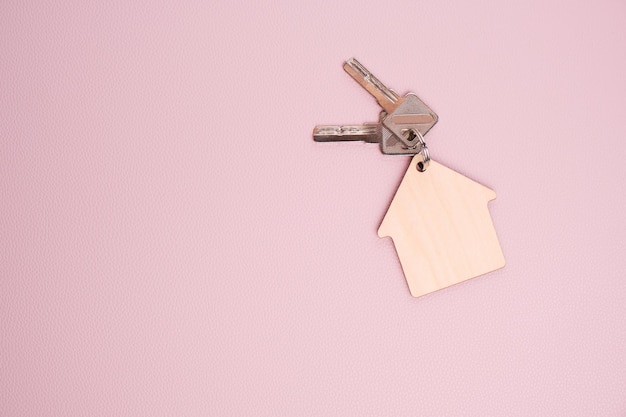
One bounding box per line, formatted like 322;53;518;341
2;1;625;416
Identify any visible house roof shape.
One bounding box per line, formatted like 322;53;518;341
378;157;505;298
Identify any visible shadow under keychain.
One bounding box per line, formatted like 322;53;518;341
313;58;505;298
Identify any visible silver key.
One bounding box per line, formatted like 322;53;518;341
343;58;438;142
313;113;427;157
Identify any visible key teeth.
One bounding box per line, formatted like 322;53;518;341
313;124;382;143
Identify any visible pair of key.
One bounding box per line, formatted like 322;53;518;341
313;58;438;171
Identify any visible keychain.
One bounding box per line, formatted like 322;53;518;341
313;58;505;298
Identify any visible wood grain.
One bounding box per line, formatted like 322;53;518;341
378;158;505;298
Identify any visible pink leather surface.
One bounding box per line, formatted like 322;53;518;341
2;1;625;415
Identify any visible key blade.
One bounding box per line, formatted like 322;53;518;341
313;124;381;143
343;58;401;114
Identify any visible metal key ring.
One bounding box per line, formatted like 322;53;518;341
406;128;429;172
416;145;430;172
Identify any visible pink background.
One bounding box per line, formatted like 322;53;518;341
2;0;626;415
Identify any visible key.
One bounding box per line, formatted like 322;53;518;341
313;116;428;159
343;59;438;147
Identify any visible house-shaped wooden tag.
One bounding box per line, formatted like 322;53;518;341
378;157;505;298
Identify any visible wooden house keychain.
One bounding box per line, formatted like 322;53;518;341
313;58;505;298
